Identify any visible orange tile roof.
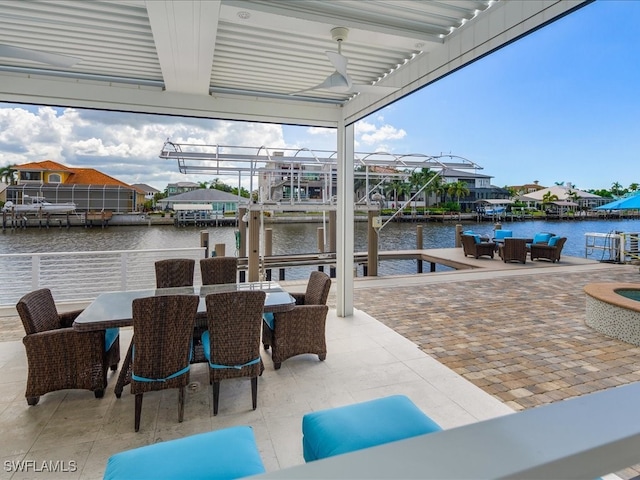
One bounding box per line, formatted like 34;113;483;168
14;160;131;188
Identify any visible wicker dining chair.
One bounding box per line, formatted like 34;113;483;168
130;294;199;431
200;257;238;285
203;291;265;416
154;258;195;288
16;288;120;405
262;271;331;369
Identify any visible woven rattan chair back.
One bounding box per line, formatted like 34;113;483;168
131;294;199;431
205;290;265;415
200;257;238;285
16;288;60;334
303;271;331;305
154;259;195;288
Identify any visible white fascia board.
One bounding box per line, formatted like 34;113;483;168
0;74;341;127
343;0;590;125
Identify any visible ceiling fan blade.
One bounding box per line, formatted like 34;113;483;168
0;44;81;68
349;84;400;95
290;71;351;95
326;51;349;79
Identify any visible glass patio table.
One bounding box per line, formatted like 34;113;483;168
72;281;296;397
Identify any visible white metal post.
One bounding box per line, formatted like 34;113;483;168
336;120;354;317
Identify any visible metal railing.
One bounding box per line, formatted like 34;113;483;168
0;248;206;306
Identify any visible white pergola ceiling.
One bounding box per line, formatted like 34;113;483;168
0;0;589;127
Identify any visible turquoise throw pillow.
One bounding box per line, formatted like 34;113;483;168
548;236;560;247
472;234;481;244
533;233;553;244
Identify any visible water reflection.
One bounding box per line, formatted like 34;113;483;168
1;218;638;279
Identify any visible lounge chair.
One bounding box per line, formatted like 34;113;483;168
499;237;528;264
530;236;567;263
461;234;496;259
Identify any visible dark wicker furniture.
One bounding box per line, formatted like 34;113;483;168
262;271;331;369
461;234;496;259
17;288;120;405
154;258;195;288
200;257;238;285
192;257;239;364
499;238;528;264
130;294;199;431
530;237;567;263
204;291;266;416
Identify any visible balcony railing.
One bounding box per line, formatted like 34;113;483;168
0;247;206;306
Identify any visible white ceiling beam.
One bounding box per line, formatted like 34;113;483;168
145;0;221;95
0;73;341;127
223;0;445;43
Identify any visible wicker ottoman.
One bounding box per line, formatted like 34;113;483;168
302;395;442;462
103;426;265;480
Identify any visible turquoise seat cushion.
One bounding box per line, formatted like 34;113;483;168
202;330;211;360
262;312;275;330
472;234;481;244
302;395;442;462
104;328;119;351
548;236;561;247
533;233;553;244
494;230;512;240
104;426;265;480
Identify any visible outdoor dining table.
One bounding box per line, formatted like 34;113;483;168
72;281;296;397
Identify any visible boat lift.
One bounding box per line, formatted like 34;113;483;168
159;141;483;280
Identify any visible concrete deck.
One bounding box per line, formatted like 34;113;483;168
1;248;639;478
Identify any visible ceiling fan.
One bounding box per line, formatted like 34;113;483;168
0;44;81;68
292;27;398;96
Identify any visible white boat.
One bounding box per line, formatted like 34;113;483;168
2;196;76;214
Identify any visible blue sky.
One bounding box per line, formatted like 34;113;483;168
0;0;638;192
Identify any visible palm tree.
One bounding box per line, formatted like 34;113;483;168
611;181;624;197
541;191;559;211
629;183;639;193
0;164;17;185
383;178;406;209
446;181;470;209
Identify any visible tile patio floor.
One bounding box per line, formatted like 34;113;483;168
0;250;639;478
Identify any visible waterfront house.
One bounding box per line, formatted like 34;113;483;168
516;183;608;211
166;182;199;196
157;188;243;214
6;160;140;213
131;183;160;202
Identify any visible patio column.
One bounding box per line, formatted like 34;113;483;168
336;120;354;317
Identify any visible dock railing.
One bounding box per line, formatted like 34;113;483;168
0;247;206;307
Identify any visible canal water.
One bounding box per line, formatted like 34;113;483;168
1;218;638;279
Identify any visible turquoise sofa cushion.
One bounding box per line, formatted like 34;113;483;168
104;426;265;480
302;395;442;462
262;312;275;330
494;230;512;240
533;233;553;244
202;330;211;360
472;234;481;244
548;236;561;247
104;328;119;351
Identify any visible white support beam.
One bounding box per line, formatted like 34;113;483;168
146;1;221;95
0;74;341;126
336;120;354;318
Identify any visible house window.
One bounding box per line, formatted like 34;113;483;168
20;171;41;181
48;173;62;183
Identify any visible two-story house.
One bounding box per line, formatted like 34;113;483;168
5;160;140;213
